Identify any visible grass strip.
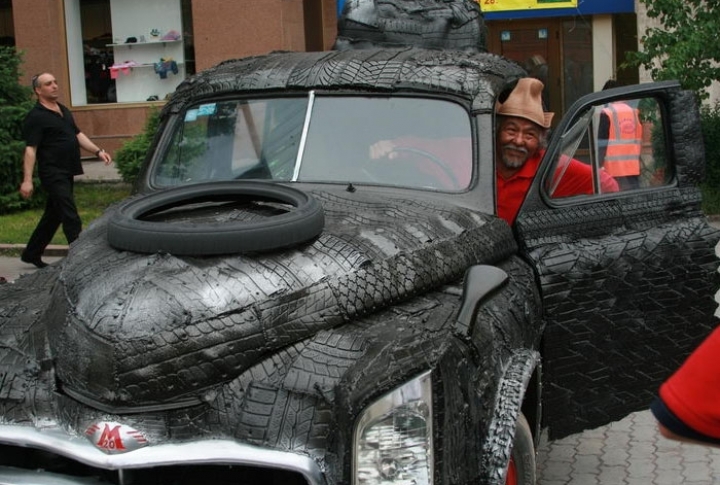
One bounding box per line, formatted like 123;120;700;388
0;183;132;246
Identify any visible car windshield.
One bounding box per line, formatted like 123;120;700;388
152;93;473;191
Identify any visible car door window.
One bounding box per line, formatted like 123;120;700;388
545;96;671;199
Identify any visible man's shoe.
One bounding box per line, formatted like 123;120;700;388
20;255;48;269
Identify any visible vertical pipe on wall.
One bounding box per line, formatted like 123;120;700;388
592;15;614;91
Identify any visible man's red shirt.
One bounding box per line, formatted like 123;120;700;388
657;325;720;440
496;150;619;224
496;151;542;225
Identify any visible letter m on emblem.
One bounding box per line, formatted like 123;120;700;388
97;424;126;451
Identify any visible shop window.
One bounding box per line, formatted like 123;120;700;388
65;0;194;106
0;0;14;47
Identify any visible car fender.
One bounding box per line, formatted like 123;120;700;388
479;348;540;485
448;260;542;483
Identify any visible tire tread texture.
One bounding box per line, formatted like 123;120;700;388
334;0;487;53
0;268;59;419
160;47;524;120
47;190;517;411
517;194;720;439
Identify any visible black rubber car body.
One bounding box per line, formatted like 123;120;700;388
1;1;719;485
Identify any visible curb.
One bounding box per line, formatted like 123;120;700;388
0;243;69;257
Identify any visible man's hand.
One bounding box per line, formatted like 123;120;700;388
19;180;33;199
98;149;113;166
369;139;399;160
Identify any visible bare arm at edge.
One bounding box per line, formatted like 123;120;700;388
77;132;113;165
19;146;36;199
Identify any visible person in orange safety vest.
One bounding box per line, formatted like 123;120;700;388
598;80;643;190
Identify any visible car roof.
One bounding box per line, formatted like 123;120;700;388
163;47;526;116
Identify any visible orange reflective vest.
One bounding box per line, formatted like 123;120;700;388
601;102;642;177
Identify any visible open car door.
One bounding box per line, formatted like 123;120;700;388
514;81;720;440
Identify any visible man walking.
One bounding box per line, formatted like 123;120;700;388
19;72;112;268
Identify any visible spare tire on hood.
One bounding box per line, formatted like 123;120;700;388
107;181;324;256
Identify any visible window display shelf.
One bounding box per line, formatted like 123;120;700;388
113;62;185;68
106;39;182;47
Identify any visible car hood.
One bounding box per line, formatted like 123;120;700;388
48;189;515;410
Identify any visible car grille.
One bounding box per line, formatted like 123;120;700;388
0;444;311;485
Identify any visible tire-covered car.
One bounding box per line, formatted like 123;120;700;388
1;1;719;484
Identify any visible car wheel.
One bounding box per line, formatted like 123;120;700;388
505;413;536;485
107;181;324;256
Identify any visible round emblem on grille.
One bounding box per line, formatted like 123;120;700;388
85;421;148;454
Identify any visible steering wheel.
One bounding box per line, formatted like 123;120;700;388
361;146;460;189
387;146;461;189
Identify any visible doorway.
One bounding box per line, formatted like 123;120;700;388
487;18;594;122
487;19;560;122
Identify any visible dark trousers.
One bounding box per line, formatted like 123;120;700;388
616;175;640;191
22;174;81;260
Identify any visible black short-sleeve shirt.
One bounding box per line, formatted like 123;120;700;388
23;102;83;178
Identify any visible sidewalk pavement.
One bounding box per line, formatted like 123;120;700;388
2;161;720;483
75;156;124;182
536;410;720;484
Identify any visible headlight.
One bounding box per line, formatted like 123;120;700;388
353;371;433;485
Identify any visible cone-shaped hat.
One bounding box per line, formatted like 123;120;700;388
497;78;554;129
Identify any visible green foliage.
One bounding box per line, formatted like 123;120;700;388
114;107;161;184
701;185;720;215
701;102;720;190
0;46;36;214
625;0;720;101
156;119;207;182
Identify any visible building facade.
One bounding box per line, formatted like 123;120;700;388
3;0;337;155
1;0;712;154
482;0;639;123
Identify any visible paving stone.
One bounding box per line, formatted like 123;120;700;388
537;410;720;484
655;473;689;485
545;443;579;462
653;453;684;473
626;478;656;485
626;457;658;478
596;464;629;483
604;430;632;449
566;477;600;485
538;459;574;482
681;462;715;483
576;438;604;455
599;447;630;467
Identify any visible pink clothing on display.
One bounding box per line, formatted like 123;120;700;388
109;61;138;79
